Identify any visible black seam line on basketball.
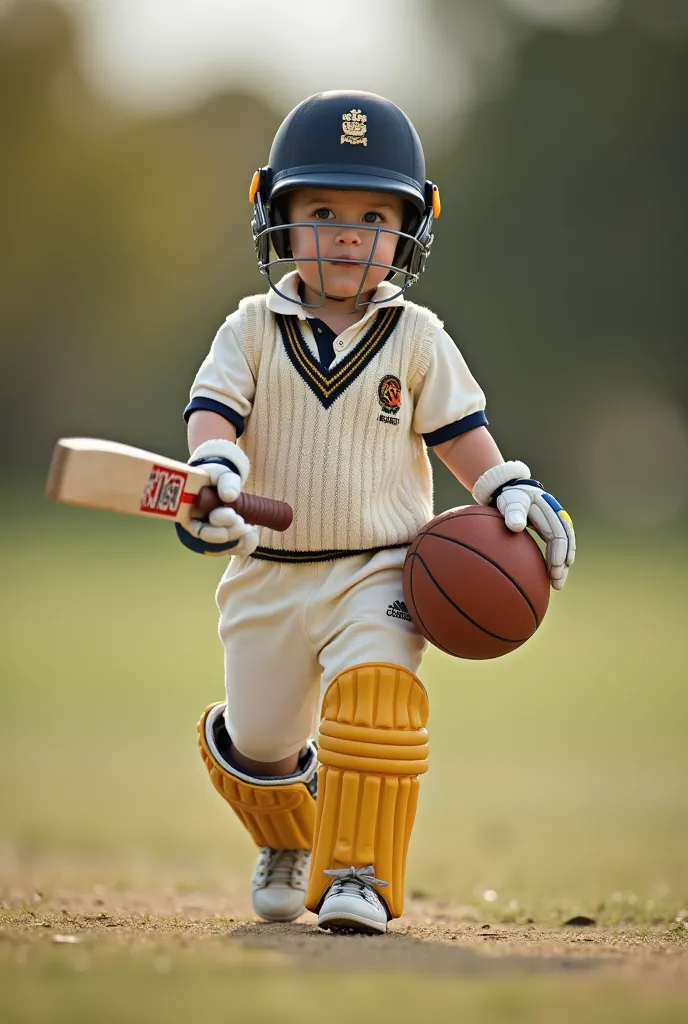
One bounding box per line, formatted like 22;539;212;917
413;508;502;542
423;533;542;626
408;552;454;657
413;552;532;644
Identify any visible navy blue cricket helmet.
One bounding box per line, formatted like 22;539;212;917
249;90;441;308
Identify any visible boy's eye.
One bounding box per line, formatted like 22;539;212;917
363;212;383;224
313;208;334;220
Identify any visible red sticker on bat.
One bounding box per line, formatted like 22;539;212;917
140;466;188;516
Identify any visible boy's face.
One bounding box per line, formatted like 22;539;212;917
286;188;405;303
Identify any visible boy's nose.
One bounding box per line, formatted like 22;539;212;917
333;225;362;245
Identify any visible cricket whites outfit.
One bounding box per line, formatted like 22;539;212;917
189;272;486;920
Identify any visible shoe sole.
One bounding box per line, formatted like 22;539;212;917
317;911;387;935
255;910;305;923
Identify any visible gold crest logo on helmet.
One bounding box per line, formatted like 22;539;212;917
341;109;368;147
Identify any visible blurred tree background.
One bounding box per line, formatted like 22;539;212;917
1;0;687;528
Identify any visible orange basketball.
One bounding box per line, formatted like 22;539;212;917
402;506;550;660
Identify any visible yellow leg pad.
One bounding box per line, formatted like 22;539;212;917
197;705;316;850
305;664;429;918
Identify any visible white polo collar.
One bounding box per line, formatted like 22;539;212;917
265;271;406;324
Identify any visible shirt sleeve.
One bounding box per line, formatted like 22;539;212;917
183;308;255;438
412;323;488;446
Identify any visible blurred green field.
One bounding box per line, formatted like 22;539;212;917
1;495;687;1022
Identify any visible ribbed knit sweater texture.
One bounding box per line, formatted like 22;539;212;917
239;295;436;556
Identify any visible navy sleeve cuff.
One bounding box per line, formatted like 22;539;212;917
183;398;245;438
423;410;488;447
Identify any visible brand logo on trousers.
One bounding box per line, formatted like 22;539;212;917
387;599;412;622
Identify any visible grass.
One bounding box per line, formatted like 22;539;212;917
1;493;687;1021
3;963;687;1024
3;963;688;1024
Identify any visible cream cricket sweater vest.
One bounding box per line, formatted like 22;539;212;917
239;295;437;561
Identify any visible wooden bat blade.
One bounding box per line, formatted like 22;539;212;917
46;438;208;521
46;438;294;531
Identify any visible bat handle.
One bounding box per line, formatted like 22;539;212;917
193;487;293;532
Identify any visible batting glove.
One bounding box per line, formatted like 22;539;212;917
176;439;258;557
472;460;576;591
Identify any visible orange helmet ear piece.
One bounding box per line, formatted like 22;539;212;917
431;184;441;219
249;169;261;204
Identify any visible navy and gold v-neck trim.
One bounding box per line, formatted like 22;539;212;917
276;307;403;409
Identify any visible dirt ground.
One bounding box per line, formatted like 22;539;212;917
3;857;687;982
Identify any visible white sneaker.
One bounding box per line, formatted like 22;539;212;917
317;865;390;935
251;847;311;923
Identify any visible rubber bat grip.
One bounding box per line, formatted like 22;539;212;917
193;487;293;532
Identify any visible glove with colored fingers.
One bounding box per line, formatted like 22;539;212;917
472;460;576;591
175;439;258;557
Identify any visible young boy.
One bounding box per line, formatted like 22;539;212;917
178;91;575;935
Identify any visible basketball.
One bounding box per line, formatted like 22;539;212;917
402;506;550;660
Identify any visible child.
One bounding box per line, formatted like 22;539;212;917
178;91;575;935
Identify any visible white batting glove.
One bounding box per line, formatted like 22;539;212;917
472;460;576;591
181;439;258;556
188;439;250;503
186;504;259;556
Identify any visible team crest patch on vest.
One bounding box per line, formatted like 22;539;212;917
341;108;368;146
378;374;402;425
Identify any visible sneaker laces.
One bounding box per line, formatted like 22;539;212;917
323;864;388;900
255;848;309;888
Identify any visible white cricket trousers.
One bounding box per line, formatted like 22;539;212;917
215;547;427;762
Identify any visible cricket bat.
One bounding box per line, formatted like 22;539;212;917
46;437;292;531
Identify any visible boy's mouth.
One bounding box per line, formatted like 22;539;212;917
329;257;362;268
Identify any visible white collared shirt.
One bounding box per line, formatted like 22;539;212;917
266;271;405;364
